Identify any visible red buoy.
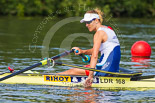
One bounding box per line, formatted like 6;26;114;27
131;41;151;57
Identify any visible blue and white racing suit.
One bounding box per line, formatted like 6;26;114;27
94;27;121;76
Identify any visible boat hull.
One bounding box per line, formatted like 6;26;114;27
0;73;155;90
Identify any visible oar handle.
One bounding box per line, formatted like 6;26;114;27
80;55;90;63
72;49;90;63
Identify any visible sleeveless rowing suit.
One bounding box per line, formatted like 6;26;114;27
85;26;121;76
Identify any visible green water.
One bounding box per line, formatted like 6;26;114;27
0;16;155;102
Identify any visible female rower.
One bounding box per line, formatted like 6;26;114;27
58;8;121;87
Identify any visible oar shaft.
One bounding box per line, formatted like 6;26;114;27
41;50;74;65
55;62;142;76
51;50;73;60
0;63;42;81
0;50;73;81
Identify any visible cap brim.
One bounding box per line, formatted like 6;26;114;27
80;19;85;23
80;13;100;23
80;19;92;23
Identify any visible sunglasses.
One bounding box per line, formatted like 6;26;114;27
85;18;96;24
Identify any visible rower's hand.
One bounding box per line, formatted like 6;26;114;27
72;47;82;55
84;76;93;87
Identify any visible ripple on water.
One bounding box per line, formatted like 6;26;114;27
0;84;155;103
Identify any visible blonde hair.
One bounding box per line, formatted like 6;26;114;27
86;8;104;23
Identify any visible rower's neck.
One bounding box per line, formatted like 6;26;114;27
95;23;102;31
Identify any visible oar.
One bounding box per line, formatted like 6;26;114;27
55;62;142;76
73;49;90;63
0;50;73;81
131;75;155;80
77;53;142;75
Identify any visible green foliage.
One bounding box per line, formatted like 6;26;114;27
0;0;154;18
17;3;24;17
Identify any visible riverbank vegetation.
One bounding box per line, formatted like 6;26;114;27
0;0;154;18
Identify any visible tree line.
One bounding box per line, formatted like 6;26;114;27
0;0;154;18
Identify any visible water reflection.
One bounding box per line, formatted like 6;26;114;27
131;57;151;68
1;83;155;103
67;87;102;103
56;87;122;103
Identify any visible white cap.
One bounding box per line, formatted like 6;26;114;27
80;13;100;23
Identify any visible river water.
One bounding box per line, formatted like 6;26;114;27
0;16;155;102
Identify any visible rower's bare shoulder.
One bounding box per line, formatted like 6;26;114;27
95;30;107;38
95;30;107;42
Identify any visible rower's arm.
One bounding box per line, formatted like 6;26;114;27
89;30;107;78
82;48;93;55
